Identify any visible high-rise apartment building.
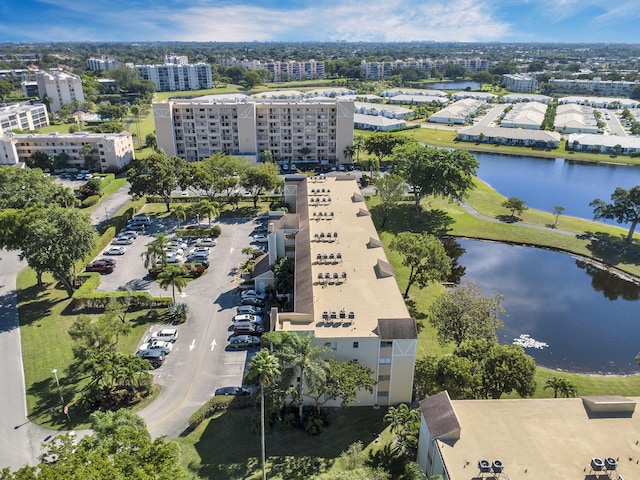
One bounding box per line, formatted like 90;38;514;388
0;103;49;134
86;56;120;71
502;73;539;93
153;96;354;163
132;61;212;92
35;70;85;113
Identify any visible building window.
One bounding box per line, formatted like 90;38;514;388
324;341;337;350
353;341;359;349
379;358;391;365
378;375;390;381
381;341;393;348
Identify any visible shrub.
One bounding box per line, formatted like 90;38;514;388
82;195;101;208
211;225;222;237
168;302;189;323
188;395;254;430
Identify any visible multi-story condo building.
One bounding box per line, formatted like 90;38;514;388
361;58;488;80
131;59;212;92
220;58;325;82
253;174;417;407
86;56;120;71
164;55;189;65
153;96;354;163
0;103;49;134
548;77;640;97
502;73;539;93
0;131;134;172
35;70;85;113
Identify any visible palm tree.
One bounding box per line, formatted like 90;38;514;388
544;377;578;398
157;266;188;302
141;233;169;269
170;204;187;229
265;331;330;419
130;104;141;148
80;144;98;171
353;134;365;164
197;200;220;227
343;145;355;165
245;349;280;480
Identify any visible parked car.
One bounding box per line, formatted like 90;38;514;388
117;231;138;240
189;247;209;256
164;252;183;264
135;349;165;368
131;215;151;225
197;238;216;247
96;257;117;266
125;223;147;232
111;236;133;245
164;246;184;256
85;260;114;273
186;253;208;263
138;340;173;355
241;297;266;307
241;290;267;300
253;224;268;234
151;328;179;342
104;246;127;255
233;321;264;336
233;314;263;325
236;305;264;316
214;386;252;396
253;234;268;243
167;239;188;249
228;335;261;349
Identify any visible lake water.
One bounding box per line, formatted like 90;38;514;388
455;239;640;374
426;81;480;90
474;153;640;225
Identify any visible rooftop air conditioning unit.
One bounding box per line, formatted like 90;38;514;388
478;460;491;473
492;460;504;473
605;457;617;470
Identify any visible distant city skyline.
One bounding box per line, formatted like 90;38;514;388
1;0;639;44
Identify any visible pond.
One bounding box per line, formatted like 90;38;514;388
425;81;480;90
455;239;640;374
474;153;640;226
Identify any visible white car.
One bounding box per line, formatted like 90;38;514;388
139;340;173;355
233;314;263;325
164;246;184;256
104;246;127;255
111;236;133;245
197;238;216;247
151;328;179;342
165;252;183;264
253;234;268;243
189;247;210;256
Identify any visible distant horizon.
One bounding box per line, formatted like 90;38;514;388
1;0;640;44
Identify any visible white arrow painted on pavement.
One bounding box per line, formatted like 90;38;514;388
230;247;234;254
189;339;196;351
210;339;217;351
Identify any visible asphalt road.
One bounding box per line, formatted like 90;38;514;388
0;250;52;470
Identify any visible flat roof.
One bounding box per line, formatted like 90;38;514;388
280;175;410;338
438;397;640;480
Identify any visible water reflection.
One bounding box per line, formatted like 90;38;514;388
457;239;640;374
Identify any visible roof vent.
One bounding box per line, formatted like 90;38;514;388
478;460;490;473
492;460;504;473
591;458;605;471
605;457;617;470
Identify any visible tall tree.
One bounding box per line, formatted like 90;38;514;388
428;281;504;347
21;207;95;294
364;132;407;164
80;144;98;171
170;204;187;228
128;153;187;212
305;358;376;411
373;173;405;228
393;144;478;213
157;265;188;302
245;349;280;480
384;404;421;456
502;196;528;219
389;232;451;298
590;186;640;242
196;199;220;227
142;233;169;270
240;162;281;208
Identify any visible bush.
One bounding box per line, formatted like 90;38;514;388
211;225;222;237
188;394;254;430
82;195;101;208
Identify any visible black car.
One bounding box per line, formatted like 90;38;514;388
228;335;261;349
135;349;165;368
241;297;266;307
214;386;252;396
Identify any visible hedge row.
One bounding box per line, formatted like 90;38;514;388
71;274;173;311
188;394;254;430
145;194;284;204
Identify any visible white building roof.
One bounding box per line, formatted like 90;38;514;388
501;93;552;103
353;113;406;129
354;101;413;118
305;87;356;97
500;102;547;129
430;98;484;123
387;94;449;104
458;125;561;143
558;96;640;108
251;90;304;99
340;94;384;102
452;91;498;101
380;88;447;97
568;133;640;149
555;104;599;133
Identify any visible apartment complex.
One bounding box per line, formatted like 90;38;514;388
35;70;85;113
548;77;640;97
502;73;539;93
131;58;212;92
0;103;49;134
257;174;417;406
0;131;134;171
86;56;120;71
220;58;325;82
153;96;354;163
361;58;489;80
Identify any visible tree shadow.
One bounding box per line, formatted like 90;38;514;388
575;260;640;301
365;442;408;478
370;203;454;237
581;231;640;267
496;214;519;223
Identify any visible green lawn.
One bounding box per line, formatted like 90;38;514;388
176;406;395;480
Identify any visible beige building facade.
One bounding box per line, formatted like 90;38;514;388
262;174;417;407
153;96;354;164
35;70;84;113
0;131;135;171
0;103;49;134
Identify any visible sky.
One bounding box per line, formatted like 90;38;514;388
0;0;639;44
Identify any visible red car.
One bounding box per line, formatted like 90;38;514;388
85;260;115;273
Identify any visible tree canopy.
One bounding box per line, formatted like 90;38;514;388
389;232;451;298
373;173;405;228
428;282;504;347
240;162;281;207
128;153;187;212
590;186;640;242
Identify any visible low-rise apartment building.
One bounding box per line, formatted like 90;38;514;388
257;174;417;406
0;131;134;171
0;103;49;134
502;73;539;93
361;58;488;80
220;58;325;82
548;77;640;97
153;96;354;164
